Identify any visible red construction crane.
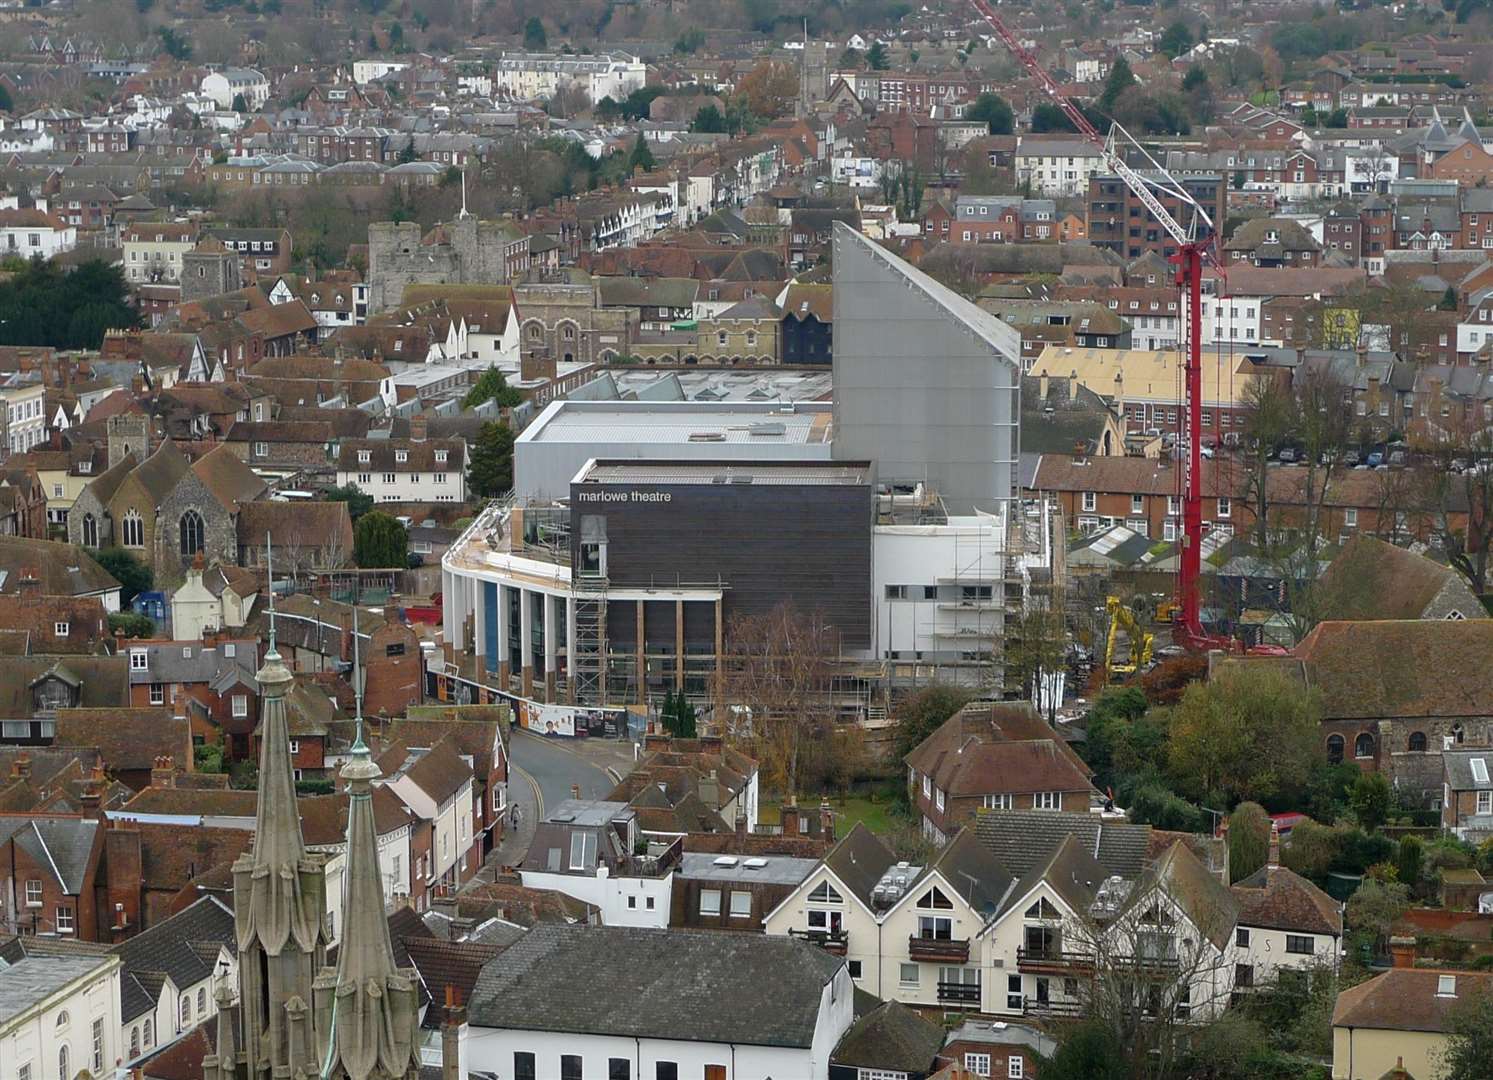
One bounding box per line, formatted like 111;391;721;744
972;0;1262;653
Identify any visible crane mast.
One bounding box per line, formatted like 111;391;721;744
970;0;1221;649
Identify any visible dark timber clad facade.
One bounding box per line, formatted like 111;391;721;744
570;461;874;650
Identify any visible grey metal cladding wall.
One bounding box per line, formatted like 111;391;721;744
569;480;874;648
830;222;1021;515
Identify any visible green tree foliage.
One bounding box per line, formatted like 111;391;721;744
92;547;152;607
353;511;408;568
108;611;156;638
467;421;516;499
1159;21;1194;59
324;483;374;520
691;104;727;133
1181;65;1208;92
1166;663;1321;805
1281;818;1340;883
866;41;890;70
1442;285;1459;311
627;134;656;174
966;91;1014;135
231;92;249;112
1346;877;1408;955
1324;107;1348;128
523;16;547;49
0;259;139;350
674;28;706;54
1037;1020;1129;1080
1350;771;1391;832
659;688;698;738
1227;802;1271;881
1268;12;1364;61
1099;56;1137;114
0;84;11;114
1032;102;1079;132
194;742;226;773
596;85;667;122
464;366;524;410
891;685;976;763
157;26;192;60
1441;984;1493;1079
1396;835;1423;889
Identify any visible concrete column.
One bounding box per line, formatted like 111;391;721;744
519;588;534;700
495;583;510;690
542;592;557;704
565;595;577;704
713;598;725;715
675;599;685;691
635;601;646;705
468;575;482;670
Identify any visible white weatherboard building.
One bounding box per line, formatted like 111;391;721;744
492;52;646;105
468;925;854;1080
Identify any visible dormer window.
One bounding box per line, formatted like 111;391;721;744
395;450;408;463
434;450;448;463
357;450;371;464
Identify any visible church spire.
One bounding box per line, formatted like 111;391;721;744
231;533;328;1080
312;606;421;1080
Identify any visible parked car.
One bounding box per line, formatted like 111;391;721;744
1278;446;1300;463
1366;450;1384;468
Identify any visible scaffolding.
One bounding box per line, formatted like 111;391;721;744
571;571;608;706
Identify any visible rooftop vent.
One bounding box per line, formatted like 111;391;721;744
713;855;739;867
688;431;726;442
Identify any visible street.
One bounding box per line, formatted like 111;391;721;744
485;728;630;874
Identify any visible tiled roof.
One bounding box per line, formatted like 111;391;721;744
54;709;190;775
469;924;844;1047
335;437;464;473
189;444;266;510
236;501;352;550
831;1000;943;1072
1231;864;1342;937
1314;536;1482;622
0;536;122;598
1297;620;1493;720
0;654;129;716
1332;969;1493;1033
400;735;472;806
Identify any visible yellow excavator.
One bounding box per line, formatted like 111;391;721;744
1104;595;1154;679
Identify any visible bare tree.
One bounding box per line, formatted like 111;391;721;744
1414;410;1493;595
720;602;838;805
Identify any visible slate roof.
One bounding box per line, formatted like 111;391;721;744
924;827;1015;918
0;956;115;1020
112;896;235;1022
821;821;899;908
1230;864;1342;937
1332;969;1493;1033
468;924;844;1048
0;815;99;892
1444;749;1493;792
974;810;1152;880
830;1000;943;1072
1002;831;1109;919
1128;841;1238;952
1297;620;1493;720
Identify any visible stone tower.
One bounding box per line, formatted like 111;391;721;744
181;237;243;303
106;412;149;470
222;580;329;1080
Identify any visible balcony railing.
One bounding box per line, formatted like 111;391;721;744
788;927;848;954
909;935;970;963
1023;996;1085;1019
1016;946;1096;974
936;981;981;1005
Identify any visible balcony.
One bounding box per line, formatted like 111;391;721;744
908;935;970;963
1016;947;1095;976
1023;995;1084;1020
789;927;848;955
936;981;981;1006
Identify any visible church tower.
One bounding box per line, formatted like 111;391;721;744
311;613;422;1080
229;550;329;1080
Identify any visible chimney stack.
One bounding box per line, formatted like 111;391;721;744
151;756;175;789
1267;821;1280;870
441;987;468;1080
410;415;428;443
819;798;834;841
12;753;31;781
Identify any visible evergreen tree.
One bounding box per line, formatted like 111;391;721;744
523;16;547;50
627;134;656;174
354;511;408;568
464;366;524;410
467;421;516;499
1099;56;1136;114
966;92;1014;135
866;41;890;70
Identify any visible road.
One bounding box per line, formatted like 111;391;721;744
484;729;620;873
